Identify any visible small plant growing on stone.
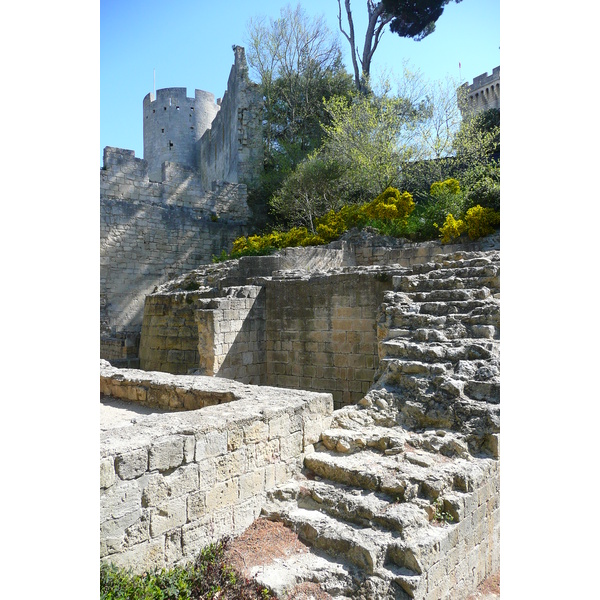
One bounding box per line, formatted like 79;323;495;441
432;499;455;524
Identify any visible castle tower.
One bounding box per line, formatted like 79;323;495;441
143;87;220;182
458;66;500;118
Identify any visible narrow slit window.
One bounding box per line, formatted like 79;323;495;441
161;128;164;133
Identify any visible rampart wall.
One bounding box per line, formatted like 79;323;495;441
458;66;500;117
100;147;249;339
100;361;333;571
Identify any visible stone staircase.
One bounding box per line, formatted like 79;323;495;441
255;250;500;599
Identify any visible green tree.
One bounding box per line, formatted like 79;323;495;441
245;3;353;228
337;0;461;92
452;108;500;211
245;4;353;175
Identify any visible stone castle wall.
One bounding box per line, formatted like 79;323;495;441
100;147;249;337
458;66;500;117
101;46;263;346
196;46;264;191
100;362;333;571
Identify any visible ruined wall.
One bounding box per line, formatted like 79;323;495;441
100;362;333;571
100;147;249;338
197;46;263;190
195;286;266;384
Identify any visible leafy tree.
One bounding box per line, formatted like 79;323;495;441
337;0;461;92
245;3;353;228
452;108;500;211
245;4;353;177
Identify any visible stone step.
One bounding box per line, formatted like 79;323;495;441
383;324;497;342
407;287;493;303
261;503;395;574
408;254;499;276
382;306;499;332
303;449;466;504
393;274;500;294
267;479;430;536
379;339;498;363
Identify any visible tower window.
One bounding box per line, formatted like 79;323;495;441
164;107;167;110
161;128;165;133
169;141;174;150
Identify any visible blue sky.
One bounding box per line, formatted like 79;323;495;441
101;0;499;164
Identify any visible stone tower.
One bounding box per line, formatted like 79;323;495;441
143;87;220;182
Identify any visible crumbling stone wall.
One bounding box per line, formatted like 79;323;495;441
100;362;333;571
197;46;264;191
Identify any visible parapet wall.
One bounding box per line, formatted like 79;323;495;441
458;66;500;117
100;362;333;571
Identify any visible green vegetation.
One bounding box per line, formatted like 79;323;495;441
100;539;277;600
215;180;498;263
236;3;499;257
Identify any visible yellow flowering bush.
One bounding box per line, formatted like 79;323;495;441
438;213;466;244
227;188;415;260
464;205;500;240
430;178;461;197
360;187;415;225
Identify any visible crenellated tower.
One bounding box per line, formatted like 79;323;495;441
143;87;220;182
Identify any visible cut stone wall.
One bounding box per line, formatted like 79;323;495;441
100;361;333;572
100;147;249;337
264;270;400;409
196;286;266;384
196;46;263;191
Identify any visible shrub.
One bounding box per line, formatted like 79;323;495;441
420;178;467;238
100;539;276;599
438;213;466;244
360;187;415;225
463;205;500;240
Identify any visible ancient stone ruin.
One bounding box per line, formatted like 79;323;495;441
100;48;500;599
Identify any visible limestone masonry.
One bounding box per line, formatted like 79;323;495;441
458;66;500;117
101;46;263;350
101;50;501;598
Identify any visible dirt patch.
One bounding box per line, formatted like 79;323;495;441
225;518;332;599
227;518;497;600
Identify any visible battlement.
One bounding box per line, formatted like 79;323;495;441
458;65;500;117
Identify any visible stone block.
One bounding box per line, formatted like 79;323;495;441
243;420;268;444
280;431;303;460
195;430;227;459
142;465;199;506
100;457;116;489
149;437;185;472
239;468;265;500
150;496;187;538
101;537;165;572
215;449;246;482
205;478;239;511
